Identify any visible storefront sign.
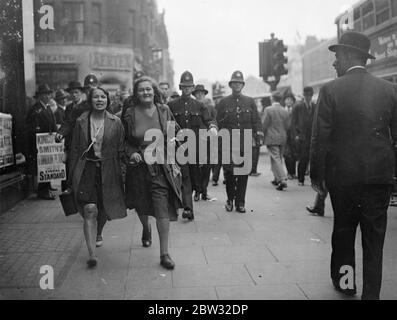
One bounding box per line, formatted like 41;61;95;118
90;52;133;71
36;54;77;64
370;28;397;63
36;133;66;182
0;113;14;169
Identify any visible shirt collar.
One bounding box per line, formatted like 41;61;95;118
346;66;366;73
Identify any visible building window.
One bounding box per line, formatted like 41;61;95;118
353;7;362;31
62;2;84;43
92;3;101;43
392;0;397;16
375;0;390;25
362;1;375;30
129;9;136;48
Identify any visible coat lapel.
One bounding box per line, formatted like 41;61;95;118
102;111;114;152
79;113;89;148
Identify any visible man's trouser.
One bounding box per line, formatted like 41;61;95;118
297;140;310;183
190;164;211;195
251;146;260;173
223;166;248;207
329;184;391;300
180;164;193;212
267;145;287;182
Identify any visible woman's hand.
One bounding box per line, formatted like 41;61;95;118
129;152;142;164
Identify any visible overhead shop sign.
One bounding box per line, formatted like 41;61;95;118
90;52;133;71
0;113;14;169
36;54;77;64
370;28;397;63
36;133;66;183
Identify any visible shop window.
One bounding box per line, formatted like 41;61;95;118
92;3;101;43
353;7;362;31
375;0;390;25
62;2;85;43
35;64;78;90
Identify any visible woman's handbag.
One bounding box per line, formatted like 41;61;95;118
59;188;78;216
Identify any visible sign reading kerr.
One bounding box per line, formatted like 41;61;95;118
90;52;133;71
36;133;66;183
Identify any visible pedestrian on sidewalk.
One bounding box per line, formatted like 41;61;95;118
68;87;127;268
262;91;290;191
310;31;397;300
54;89;68;129
25;84;57;200
291;86;315;186
123;77;183;270
283;93;298;180
191;84;217;201
216;71;262;213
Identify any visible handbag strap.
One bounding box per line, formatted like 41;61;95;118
80;124;104;159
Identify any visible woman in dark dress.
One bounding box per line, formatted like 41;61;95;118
68;87;127;268
123;77;182;270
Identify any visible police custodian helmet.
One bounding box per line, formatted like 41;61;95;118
179;71;194;87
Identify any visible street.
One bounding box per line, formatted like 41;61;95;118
1;151;397;300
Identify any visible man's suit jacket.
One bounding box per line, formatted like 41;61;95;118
291;100;315;143
310;68;397;187
262;103;290;146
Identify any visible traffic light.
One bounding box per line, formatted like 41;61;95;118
272;39;288;76
259;41;273;79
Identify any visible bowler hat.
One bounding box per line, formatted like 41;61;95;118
303;86;314;95
66;81;84;92
328;31;375;59
284;92;296;102
55;89;69;102
35;84;53;97
192;84;208;96
179;71;194;87
229;70;245;85
84;74;99;87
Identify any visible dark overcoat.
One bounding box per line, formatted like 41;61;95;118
123;103;183;219
25;101;57;175
68;111;127;220
310;68;397;187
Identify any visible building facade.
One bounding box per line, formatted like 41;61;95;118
33;0;174;93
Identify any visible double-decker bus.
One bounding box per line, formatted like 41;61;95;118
336;0;397;83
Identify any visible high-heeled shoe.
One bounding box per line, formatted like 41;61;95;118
87;256;98;268
141;225;152;248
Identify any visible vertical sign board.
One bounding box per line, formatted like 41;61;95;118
0;113;14;169
36;133;66;183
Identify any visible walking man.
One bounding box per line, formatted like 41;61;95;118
168;71;217;220
216;71;262;213
310;31;397;300
262;91;290;191
291;86;315;186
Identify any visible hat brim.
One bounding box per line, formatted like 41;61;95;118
66;87;84;92
179;83;194;87
34;90;53;97
192;89;208;95
328;44;376;60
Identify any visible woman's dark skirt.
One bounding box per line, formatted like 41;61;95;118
77;160;106;217
125;163;177;221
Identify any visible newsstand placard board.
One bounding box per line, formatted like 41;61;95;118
36;133;66;183
0;113;14;169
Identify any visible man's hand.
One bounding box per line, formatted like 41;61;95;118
129;152;142;164
209;127;217;136
55;133;64;143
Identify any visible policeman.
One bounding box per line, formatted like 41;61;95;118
216;71;262;213
83;73;99;94
168;71;217;221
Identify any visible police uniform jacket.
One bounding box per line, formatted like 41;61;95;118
168;96;217;133
310;68;397;187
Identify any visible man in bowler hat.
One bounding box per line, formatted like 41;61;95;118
168;71;218;221
25;84;57;200
216;71;262;213
310;31;397;299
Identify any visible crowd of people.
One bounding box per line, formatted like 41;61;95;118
23;31;397;300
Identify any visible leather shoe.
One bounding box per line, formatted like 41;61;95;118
182;210;194;221
332;279;357;297
271;180;279;186
250;172;261;177
212;181;218;186
276;182;287;191
201;193;214;201
160;254;175;270
96;235;103;247
87;257;98;268
236;206;246;213
141;225;152;247
194;192;200;202
306;206;324;216
225;200;233;212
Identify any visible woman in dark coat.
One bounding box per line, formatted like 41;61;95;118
68;87;127;268
123;76;182;270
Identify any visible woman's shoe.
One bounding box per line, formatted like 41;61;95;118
160;254;175;270
87;257;98;268
141;225;152;248
96;235;103;247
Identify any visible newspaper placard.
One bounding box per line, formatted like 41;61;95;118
36;133;66;182
0;112;14;169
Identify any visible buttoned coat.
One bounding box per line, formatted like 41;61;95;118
68;111;127;220
262;103;290;146
310;68;397;187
